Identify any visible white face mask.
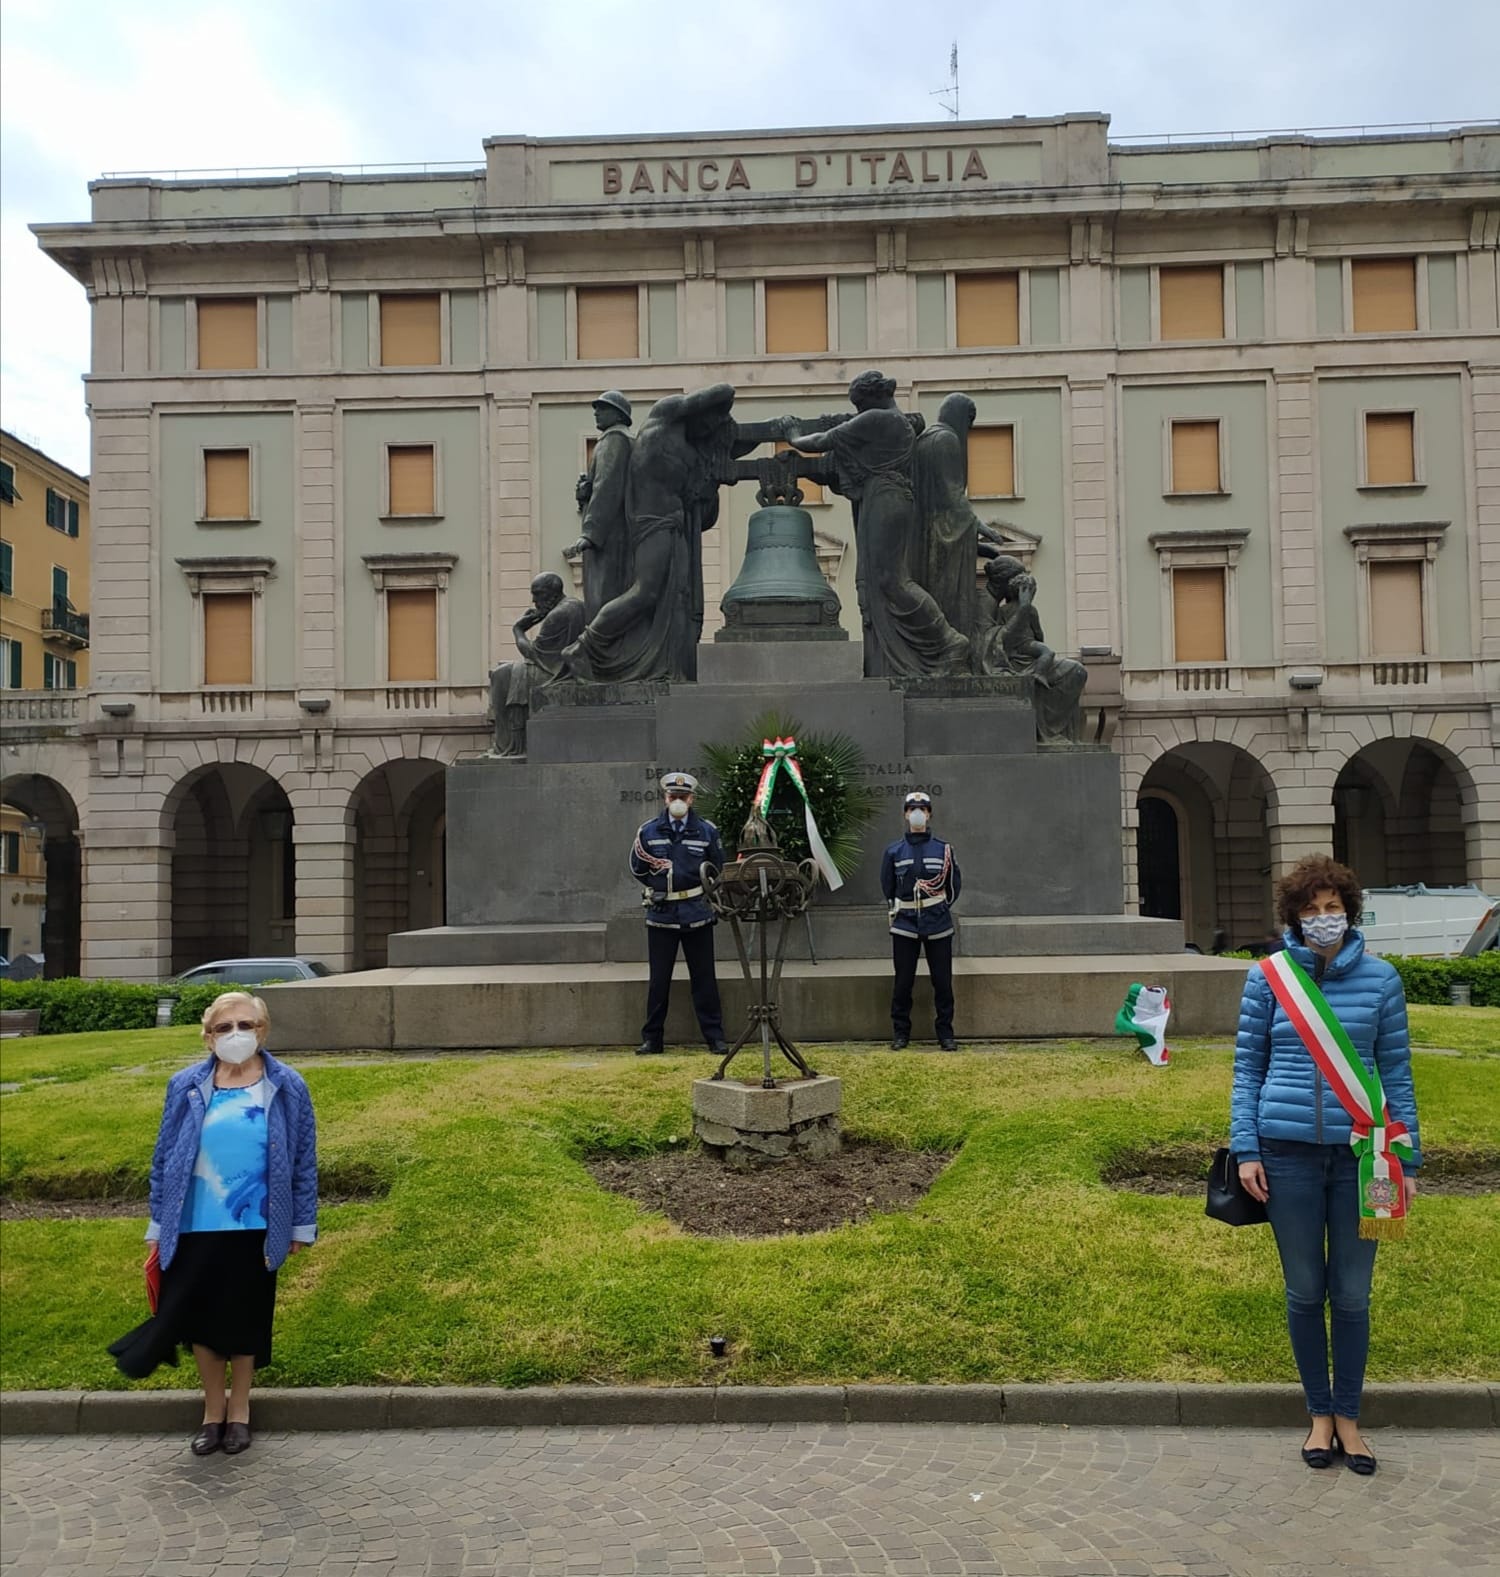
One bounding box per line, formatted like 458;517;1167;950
906;809;929;832
1300;913;1348;949
667;798;689;821
214;1028;260;1065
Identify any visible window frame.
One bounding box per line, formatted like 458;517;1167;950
44;486;79;535
373;291;448;368
1153;263;1231;343
192;294;264;371
0;459;17;504
1357;407;1424;491
380;440;445;521
967;423;1023;501
1345;255;1424;336
362;552;458;686
0;540;13;596
1148;528;1251;671
176;555;276;691
572;283;646;362
1342;521;1448;661
196;444;259;524
1163;416;1229;497
0;635;20;689
757;276;835;357
939;267;1031;349
42;652;78;691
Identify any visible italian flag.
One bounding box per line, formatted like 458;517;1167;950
1260;951;1413;1240
1115;982;1171;1066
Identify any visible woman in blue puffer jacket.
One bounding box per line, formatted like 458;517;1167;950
1231;854;1420;1478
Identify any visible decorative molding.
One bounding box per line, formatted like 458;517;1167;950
175;555;276;596
1147;528;1251;567
361;551;458;591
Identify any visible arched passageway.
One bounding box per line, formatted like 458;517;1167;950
351;760;446;970
168;764;295;974
1334;739;1473;888
1137;743;1274;951
0;775;81;977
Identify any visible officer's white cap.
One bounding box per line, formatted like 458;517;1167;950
661;771;698;794
904;790;932;808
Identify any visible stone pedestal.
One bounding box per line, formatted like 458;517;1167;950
692;1074;843;1170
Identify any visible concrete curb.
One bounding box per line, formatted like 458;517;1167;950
3;1383;1496;1436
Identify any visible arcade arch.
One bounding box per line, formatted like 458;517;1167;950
1334;738;1474;888
0;775;81;977
351;759;447;969
1137;742;1274;951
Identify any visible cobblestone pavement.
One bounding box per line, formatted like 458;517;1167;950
3;1424;1497;1576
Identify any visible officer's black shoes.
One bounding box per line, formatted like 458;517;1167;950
938;1037;960;1052
636;1041;664;1056
890;1034;910;1050
707;1042;730;1058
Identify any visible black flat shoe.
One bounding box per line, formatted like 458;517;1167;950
221;1421;252;1455
1300;1442;1335;1468
938;1038;960;1052
707;1042;729;1057
890;1035;910;1050
190;1422;224;1457
1337;1437;1377;1476
636;1042;664;1056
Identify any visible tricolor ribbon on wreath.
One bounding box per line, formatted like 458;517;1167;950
1259;950;1414;1240
754;737;843;890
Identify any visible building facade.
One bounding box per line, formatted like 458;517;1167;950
22;114;1500;980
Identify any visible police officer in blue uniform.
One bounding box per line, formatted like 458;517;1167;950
879;790;962;1050
629;771;729;1056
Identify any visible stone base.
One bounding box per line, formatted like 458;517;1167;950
691;1074;844;1169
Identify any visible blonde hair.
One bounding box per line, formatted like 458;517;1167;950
200;991;270;1047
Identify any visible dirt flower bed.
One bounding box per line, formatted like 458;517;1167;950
586;1141;953;1236
1105;1144;1498;1199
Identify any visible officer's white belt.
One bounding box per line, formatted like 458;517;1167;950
651;886;705;901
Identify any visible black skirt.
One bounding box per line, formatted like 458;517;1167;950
108;1230;278;1379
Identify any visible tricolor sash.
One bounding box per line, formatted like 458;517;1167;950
1259;951;1413;1240
753;737;843;890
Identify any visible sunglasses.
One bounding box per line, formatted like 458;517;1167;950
210;1019;259;1035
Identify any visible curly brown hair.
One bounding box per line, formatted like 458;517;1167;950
1275;854;1363;939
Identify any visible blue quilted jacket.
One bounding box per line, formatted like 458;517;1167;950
146;1051;318;1270
1230;929;1421;1167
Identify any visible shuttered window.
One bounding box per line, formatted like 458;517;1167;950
0;460;16;503
576;286;639;359
1369;562;1424;655
776;440;823;504
955;272;1020;347
387;445;436;516
43;654;78;690
968;427;1016;497
379;293;442;365
387;589;438;681
1351;258;1417;333
1169;420;1222;493
1364;412;1416;486
765;280;828;354
197;298;258;369
1;637;20;688
203;449;251;518
1159;266;1225;340
0;541;12;595
203;593;253;685
1172;568;1227;662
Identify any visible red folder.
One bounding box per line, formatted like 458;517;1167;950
144;1243;161;1314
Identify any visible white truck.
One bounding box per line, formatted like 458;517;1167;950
1360;884;1500;958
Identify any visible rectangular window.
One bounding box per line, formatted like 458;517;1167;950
1;831;18;873
203;449;252;519
1172;567;1227;662
0;636;19;688
1364;411;1416;486
1159;265;1225;340
197;297;259;369
1368;561;1424;656
203;592;254;686
67;498;79;536
378;293;442;366
0;540;12;595
576;285;640;360
1169;420;1222;494
1351;258;1417;334
43;653;76;690
386;588;438;681
51;566;69;610
765;279;829;355
968;427;1016;497
387;444;436;517
955;272;1020;348
776;440;823;504
45;487;71;532
0;460;16;504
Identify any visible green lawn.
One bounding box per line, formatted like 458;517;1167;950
2;1015;1496;1392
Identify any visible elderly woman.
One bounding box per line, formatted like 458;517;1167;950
109;992;317;1457
1231;855;1420;1477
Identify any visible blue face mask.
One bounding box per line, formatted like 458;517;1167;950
1301;913;1348;948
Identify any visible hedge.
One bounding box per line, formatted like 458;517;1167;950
1384;951;1500;1008
0;978;283;1035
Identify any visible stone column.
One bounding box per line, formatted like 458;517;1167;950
1274;373;1320;664
292;823;357;973
80;826;173;982
1266;795;1338;878
1473;369;1500;663
491;398;534;642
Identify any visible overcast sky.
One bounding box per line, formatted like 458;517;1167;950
2;0;1496;475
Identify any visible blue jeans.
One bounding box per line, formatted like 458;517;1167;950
1261;1138;1378;1419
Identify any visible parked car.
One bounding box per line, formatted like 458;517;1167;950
172;957;335;987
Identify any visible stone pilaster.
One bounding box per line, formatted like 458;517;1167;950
298;404;337;690
88;407;153;695
80;806;173;983
1274;374;1320;664
491;399;534;642
292;823;357;973
1473;368;1500;661
1068;379;1114;652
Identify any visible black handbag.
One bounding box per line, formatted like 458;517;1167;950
1205;1147;1268;1226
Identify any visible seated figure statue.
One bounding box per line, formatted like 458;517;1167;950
976;556;1087;743
489;572;585;756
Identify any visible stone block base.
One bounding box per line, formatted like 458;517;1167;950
692;1074;843;1168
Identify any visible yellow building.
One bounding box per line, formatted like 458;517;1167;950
0;429;90;696
0;802;47;963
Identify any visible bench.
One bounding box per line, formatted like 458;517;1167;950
0;1009;42;1038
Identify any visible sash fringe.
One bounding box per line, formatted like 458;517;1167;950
1359;1216;1407;1242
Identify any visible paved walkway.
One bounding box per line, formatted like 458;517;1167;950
3;1424;1497;1576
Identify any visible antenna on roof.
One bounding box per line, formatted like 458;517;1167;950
931;41;959;120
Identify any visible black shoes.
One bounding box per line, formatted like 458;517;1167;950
1300;1434;1336;1469
636;1042;664;1056
190;1421;224;1457
1336;1435;1377;1475
890;1034;910;1050
708;1042;730;1057
222;1421;252;1455
938;1037;960;1052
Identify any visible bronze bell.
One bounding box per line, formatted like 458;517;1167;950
718;505;845;642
